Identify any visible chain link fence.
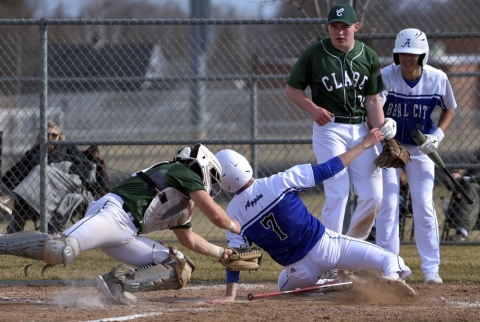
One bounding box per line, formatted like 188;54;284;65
0;16;478;244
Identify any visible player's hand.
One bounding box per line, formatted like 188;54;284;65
379;118;397;140
219;248;235;262
420;134;440;154
205;296;236;304
310;106;334;126
362;128;384;148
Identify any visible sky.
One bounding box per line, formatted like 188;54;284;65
29;0;280;18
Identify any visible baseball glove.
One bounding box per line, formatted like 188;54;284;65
222;247;263;272
374;139;411;168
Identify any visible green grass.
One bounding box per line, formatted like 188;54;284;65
401;244;480;283
2;243;480;284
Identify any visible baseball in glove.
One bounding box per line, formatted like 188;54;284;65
374;139;411;168
222;247;263;272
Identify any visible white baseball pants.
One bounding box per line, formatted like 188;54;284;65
312;122;382;239
63;193;180;266
277;228;411;291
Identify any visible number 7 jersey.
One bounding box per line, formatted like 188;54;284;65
225;164;326;267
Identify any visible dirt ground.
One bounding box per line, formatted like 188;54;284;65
1;280;479;322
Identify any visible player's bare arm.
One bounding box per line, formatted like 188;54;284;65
173;228;218;256
285;84;334;126
437;108;455;132
364;93;385;128
172;228;233;260
338;128;384;167
189;190;241;234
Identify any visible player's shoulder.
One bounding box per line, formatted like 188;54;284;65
423;64;449;79
163;162;202;182
355;40;378;57
381;63;400;73
380;63;400;82
381;63;395;71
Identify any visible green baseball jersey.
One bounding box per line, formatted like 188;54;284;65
287;39;385;117
111;162;205;231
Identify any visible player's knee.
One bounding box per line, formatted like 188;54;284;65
0;231;80;267
43;234;80;266
357;193;383;208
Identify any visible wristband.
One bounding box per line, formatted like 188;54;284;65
207;244;225;259
432;128;444;142
228;221;236;232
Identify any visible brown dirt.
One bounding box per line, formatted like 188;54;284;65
0;281;479;322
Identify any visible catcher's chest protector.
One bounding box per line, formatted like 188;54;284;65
143;187;193;233
136;170;193;233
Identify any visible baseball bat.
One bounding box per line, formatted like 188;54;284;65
411;129;474;204
247;280;352;301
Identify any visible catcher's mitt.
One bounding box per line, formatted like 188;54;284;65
374;139;410;168
222;247;263;272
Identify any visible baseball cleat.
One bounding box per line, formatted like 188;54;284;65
376;275;416;298
95;273;137;305
324;269;338;280
424;272;443;284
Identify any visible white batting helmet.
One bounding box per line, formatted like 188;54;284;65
215;149;253;193
174;143;222;196
393;28;429;66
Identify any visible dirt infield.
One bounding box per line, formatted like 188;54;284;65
1;281;479;322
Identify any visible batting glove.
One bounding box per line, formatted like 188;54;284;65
379;118;397;140
420;128;444;154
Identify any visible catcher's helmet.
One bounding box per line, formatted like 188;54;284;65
393;28;429;66
215;149;253;193
174;143;222;196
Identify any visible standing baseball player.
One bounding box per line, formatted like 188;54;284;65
0;144;240;305
285;4;395;278
375;28;456;284
208;128;415;304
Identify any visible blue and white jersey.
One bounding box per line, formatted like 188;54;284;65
226;163;336;267
379;64;457;146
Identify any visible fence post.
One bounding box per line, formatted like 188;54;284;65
189;0;211;138
249;79;259;177
39;19;49;234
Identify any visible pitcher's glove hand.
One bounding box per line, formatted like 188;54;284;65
222;247;263;272
374;139;411;168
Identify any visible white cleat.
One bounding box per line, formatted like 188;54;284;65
424;272;443;284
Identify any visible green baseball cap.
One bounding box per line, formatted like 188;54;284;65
328;4;357;26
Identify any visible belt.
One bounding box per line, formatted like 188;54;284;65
122;202;140;229
333;115;366;124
